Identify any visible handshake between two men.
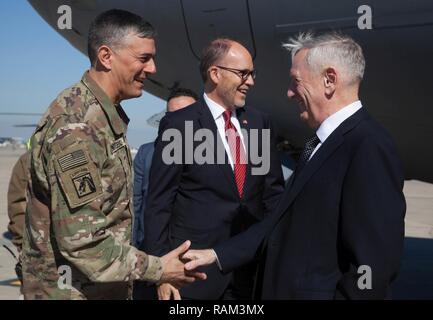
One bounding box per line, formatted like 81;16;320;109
159;241;209;289
158;242;219;300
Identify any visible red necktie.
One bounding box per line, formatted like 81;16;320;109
222;110;247;198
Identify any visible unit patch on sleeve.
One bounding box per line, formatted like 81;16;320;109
72;171;97;198
53;143;103;209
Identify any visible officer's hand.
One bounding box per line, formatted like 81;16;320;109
159;240;207;288
183;249;216;271
157;283;181;300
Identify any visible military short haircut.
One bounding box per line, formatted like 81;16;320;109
87;9;156;66
167;88;198;103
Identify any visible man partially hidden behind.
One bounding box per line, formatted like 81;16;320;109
8;151;29;254
133;88;198;250
22;9;205;300
132;88;198;300
7;151;30;294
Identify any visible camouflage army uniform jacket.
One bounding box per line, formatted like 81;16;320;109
22;72;162;299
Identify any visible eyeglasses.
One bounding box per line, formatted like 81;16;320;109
216;65;257;81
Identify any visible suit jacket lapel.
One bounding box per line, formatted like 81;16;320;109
279;134;344;213
197;98;238;195
274;108;369;222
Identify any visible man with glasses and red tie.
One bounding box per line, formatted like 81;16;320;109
142;38;284;300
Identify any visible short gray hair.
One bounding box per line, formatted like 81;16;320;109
282;32;365;86
88;9;156;66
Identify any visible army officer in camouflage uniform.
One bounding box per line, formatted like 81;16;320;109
22;9;205;300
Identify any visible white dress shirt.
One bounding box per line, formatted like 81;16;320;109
203;93;246;170
309;100;363;160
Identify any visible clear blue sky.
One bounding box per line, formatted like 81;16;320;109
0;1;165;148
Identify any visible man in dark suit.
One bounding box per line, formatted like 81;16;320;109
133;88;198;249
143;38;284;300
184;32;406;300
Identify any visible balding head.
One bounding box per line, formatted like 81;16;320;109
200;38;255;110
200;38;232;82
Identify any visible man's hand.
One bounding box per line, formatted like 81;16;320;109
159;240;207;288
183;249;217;271
157;283;181;300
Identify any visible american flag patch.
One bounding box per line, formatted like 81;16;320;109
58;149;88;172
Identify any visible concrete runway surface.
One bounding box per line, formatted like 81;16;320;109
1;147;432;300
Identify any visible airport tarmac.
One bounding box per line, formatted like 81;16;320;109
0;147;432;300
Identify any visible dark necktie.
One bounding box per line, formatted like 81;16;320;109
222;110;247;198
296;134;320;174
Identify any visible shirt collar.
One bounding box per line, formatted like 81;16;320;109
203;93;230;120
81;71;129;136
316;100;363;143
